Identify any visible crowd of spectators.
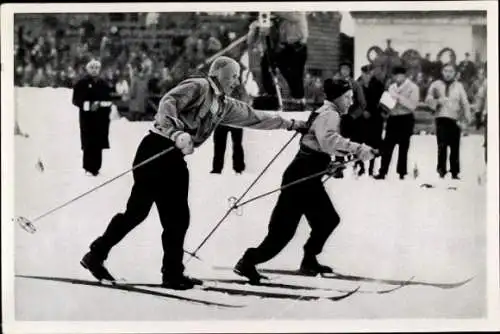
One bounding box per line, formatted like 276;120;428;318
15;25;232;84
14;17;243;119
14;15;486;118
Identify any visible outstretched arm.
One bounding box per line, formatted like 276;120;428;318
221;96;296;130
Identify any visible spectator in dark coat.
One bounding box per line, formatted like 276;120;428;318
353;64;375;176
458;52;477;91
363;66;387;176
71;59;113;176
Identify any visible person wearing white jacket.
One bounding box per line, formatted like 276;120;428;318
426;63;472;179
375;66;419;180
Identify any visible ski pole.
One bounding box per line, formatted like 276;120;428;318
14;146;176;234
265;35;283;111
232;157;360;211
234;169;330;210
185;131;300;263
196;35;247;71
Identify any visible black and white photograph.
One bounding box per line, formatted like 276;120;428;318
1;1;499;333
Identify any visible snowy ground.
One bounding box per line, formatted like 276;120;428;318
13;88;487;321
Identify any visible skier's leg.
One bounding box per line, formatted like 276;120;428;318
242;186;304;265
154;157;196;288
83;133;165;279
90;180;154;256
301;183;339;274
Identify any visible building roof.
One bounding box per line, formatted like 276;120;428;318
350;10;486;19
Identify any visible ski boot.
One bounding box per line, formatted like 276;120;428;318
299;255;334;276
234;257;267;284
161;274;203;290
80;251;115;282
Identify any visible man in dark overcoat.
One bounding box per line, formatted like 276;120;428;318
72;59;113;176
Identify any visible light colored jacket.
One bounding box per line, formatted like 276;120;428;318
152;77;293;147
387;78;419;116
425;79;471;121
301;100;362;156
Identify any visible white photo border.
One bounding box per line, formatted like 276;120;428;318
2;1;499;333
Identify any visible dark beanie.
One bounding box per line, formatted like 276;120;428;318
324;78;352;101
393;66;407;75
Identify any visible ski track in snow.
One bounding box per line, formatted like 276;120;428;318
13;88;487;320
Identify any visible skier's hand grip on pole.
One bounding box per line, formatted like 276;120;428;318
288;119;309;134
173;132;194;155
326;162;346;176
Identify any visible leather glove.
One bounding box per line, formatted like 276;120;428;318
174;132;194;155
288;119;309;134
326;160;347;176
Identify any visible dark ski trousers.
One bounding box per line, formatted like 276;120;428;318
243;150;340;265
90;132;190;277
379;114;415;177
83;148;103;175
212;125;245;173
435;117;461;176
364;117;384;175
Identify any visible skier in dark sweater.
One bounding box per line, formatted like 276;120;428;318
234;78;376;283
80;56;308;290
72;59;113;176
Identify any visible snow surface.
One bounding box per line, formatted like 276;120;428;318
13;88;487;321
